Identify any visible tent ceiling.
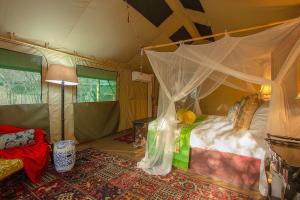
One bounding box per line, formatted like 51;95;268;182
0;0;299;72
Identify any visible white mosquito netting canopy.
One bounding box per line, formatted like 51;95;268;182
138;17;300;176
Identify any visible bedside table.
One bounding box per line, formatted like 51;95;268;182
132;117;155;148
265;134;300;200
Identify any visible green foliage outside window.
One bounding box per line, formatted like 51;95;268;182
0;68;41;105
77;77;117;102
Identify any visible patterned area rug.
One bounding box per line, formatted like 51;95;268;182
114;129;134;144
0;148;253;200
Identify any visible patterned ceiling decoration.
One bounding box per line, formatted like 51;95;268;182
194;23;214;42
169;26;192;43
127;0;213;46
0;0;299;72
179;0;205;13
126;0;173;27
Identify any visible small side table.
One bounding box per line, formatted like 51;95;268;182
265;134;300;200
132;117;155;148
53;140;76;172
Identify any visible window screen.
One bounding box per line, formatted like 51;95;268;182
0;48;42;105
77;65;117;102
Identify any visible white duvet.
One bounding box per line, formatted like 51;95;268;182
190;115;267;159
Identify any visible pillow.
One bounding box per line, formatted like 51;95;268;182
176;108;197;124
234;94;261;131
181;111;197;124
227;102;241;122
0;129;35;150
176;108;188;122
249;103;269;131
227;97;247;123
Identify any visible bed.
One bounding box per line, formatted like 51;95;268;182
189;103;269;195
146;97;269;195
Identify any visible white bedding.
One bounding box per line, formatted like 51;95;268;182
189;115;268;195
190;115;267;159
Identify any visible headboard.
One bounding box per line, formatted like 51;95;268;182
0;104;50;140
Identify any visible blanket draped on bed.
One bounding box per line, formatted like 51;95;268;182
148;115;207;170
0;125;49;183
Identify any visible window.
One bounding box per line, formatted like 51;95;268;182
77;65;117;102
0;48;42;105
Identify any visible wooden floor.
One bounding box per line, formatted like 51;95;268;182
77;133;145;161
77;133;265;200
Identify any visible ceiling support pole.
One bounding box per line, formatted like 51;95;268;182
143;17;298;50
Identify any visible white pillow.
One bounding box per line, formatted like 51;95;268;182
249;103;269;131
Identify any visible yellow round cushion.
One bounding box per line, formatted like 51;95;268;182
176;108;187;122
181;111;197;124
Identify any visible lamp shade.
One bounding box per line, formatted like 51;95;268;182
296;92;300;99
46;64;78;86
260;84;271;95
260;84;271;101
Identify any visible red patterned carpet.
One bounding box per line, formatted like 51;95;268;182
113;129;134;144
0;148;253;199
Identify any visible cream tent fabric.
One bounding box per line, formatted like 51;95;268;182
0;1;299;72
138;17;300;179
0;40;149;142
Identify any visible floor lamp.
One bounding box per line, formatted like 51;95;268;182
45;64;78;140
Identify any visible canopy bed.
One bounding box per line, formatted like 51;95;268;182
137;17;300;196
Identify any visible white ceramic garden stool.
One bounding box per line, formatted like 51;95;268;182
53;140;76;172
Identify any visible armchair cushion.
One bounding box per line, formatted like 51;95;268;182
0;129;35;150
0;158;23;181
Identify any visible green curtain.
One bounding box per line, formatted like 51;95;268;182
77;65;117;80
0;104;50;140
74;101;120;143
0;48;42;72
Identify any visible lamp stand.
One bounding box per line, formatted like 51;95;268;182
61;81;65;140
46;64;77;173
54;81;76;173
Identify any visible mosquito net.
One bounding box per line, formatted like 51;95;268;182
137;17;300;178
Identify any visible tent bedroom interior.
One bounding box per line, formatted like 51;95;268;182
0;1;300;199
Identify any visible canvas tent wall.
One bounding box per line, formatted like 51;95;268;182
0;40;150;143
138;17;300;179
0;1;299;127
